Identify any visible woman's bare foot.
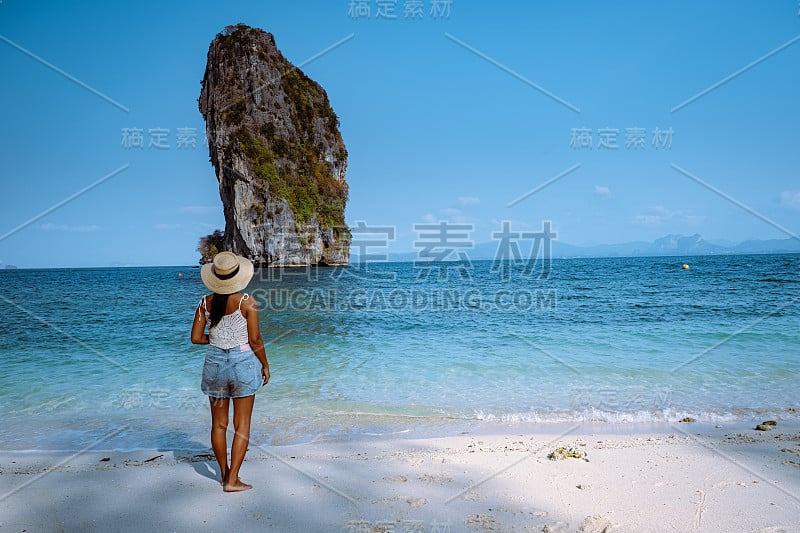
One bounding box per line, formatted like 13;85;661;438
223;478;253;492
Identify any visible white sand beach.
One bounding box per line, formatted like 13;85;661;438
2;422;799;532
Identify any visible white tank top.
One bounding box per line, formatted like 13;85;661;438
199;294;250;349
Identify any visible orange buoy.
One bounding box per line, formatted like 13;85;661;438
681;264;689;270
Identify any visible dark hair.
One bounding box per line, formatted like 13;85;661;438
208;293;231;329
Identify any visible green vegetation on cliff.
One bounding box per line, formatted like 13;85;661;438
216;24;348;231
196;229;224;264
230;126;347;229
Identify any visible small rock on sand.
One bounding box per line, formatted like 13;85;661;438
579;514;613;533
465;514;498;530
548;447;588;461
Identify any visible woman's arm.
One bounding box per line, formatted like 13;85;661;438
191;299;209;344
243;295;270;384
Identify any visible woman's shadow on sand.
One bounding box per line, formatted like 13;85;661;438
157;433;222;484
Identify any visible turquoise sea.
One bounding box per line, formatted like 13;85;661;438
0;254;798;451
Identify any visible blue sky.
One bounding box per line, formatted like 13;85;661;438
1;0;798;267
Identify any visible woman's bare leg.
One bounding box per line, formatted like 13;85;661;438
209;397;230;484
224;394;255;492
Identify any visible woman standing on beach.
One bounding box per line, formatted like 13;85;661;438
191;251;270;492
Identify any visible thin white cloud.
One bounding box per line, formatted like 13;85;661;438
594;185;611;196
440;207;462;216
780;190;800;210
40;223;100;232
457;196;480;206
634;214;662;225
155;223;181;230
489;218;535;230
420;213;438;224
634;206;704;225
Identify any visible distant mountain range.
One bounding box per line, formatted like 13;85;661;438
550;234;800;258
355;234;800;262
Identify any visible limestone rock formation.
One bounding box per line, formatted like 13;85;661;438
199;23;350;266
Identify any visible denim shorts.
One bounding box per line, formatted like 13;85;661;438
201;344;263;399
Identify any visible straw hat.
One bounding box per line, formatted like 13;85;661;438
200;251;254;294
